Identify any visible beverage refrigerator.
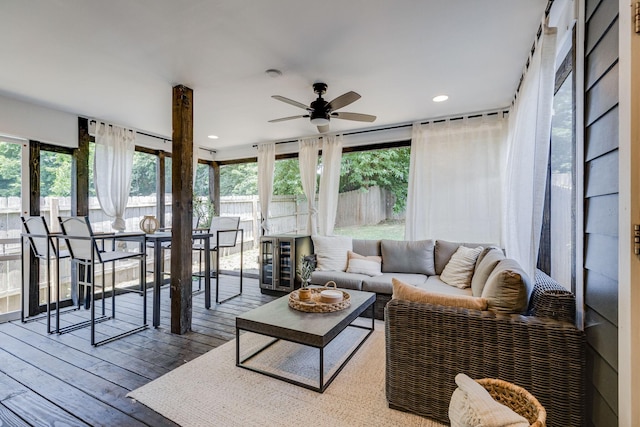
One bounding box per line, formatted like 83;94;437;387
259;234;313;294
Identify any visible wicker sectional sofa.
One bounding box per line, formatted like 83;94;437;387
309;237;586;426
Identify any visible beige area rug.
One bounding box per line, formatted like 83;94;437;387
127;320;445;427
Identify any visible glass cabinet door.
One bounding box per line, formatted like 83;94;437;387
278;240;292;288
260;239;273;287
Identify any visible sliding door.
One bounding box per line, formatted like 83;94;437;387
0;138;27;322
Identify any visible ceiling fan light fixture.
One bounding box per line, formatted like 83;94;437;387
310;117;330;126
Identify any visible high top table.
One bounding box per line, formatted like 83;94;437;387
145;231;212;327
235;288;375;392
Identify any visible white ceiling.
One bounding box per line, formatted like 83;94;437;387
0;0;548;156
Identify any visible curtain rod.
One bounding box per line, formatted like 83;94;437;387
252;108;509;148
512;0;555;104
88;119;171;143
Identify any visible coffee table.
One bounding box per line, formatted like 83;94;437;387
235;288;375;392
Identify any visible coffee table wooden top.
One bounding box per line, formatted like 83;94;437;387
236;289;375;348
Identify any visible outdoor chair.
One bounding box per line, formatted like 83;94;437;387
20;216;71;333
58;216;148;346
192;216;243;304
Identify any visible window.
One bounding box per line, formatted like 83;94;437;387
271;158;305;235
164;156;172;227
538;49;575;290
0;139;23;317
219;162;259;272
333;146;410;240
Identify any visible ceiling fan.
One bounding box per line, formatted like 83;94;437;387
269;82;376;133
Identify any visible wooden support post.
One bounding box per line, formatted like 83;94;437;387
70;118;91;307
211;161;220;216
73;118;90;217
171;84;194;334
27;141;41;317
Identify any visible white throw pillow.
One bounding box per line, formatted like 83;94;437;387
312;235;353;271
346;251;383;276
440;245;484;289
448;373;529;427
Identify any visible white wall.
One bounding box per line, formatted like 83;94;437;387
0;93;77;147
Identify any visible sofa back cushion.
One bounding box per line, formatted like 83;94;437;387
311;235;353;271
481;258;533;313
471;248;505;297
381;239;435;275
435;240;497;275
352;239;381;257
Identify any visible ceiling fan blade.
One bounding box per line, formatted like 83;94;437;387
317;124;330;133
272;95;310;111
268;115;308;123
327;91;361;111
332;112;376;122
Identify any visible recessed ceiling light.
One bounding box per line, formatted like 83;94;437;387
432;95;449;103
207;135;219;139
265;68;283;78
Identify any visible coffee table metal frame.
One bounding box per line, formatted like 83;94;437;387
235;289;375;393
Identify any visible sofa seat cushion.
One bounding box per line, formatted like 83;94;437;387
417;275;474;297
481;258;533;313
381;239;435;275
310;270;364;291
392;278;488;310
362;273;427;294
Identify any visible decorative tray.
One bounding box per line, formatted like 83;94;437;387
288;282;351;313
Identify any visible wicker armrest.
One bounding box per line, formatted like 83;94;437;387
385;299;586;427
528;270;576;323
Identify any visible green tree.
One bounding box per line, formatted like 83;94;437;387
40;151;72;197
220;163;258;196
130;152;157;196
273;158;304;196
0;142;22;197
340;147;410;213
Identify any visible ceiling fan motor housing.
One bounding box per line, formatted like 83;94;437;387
310;98;330;121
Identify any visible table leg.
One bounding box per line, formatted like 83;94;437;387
153;240;162;327
204;235;211;309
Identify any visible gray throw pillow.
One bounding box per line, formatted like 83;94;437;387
381;239;435;275
481;258;533;313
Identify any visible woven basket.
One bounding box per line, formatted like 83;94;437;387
476;379;546;427
289;282;351;313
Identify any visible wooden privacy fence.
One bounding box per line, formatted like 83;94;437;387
0;186;396;242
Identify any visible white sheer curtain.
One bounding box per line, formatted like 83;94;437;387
318;134;343;236
257;142;275;234
298;137;320;235
405;115;507;243
92;122;135;232
503;25;557;278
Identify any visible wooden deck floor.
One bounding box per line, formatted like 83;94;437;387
0;276;277;426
